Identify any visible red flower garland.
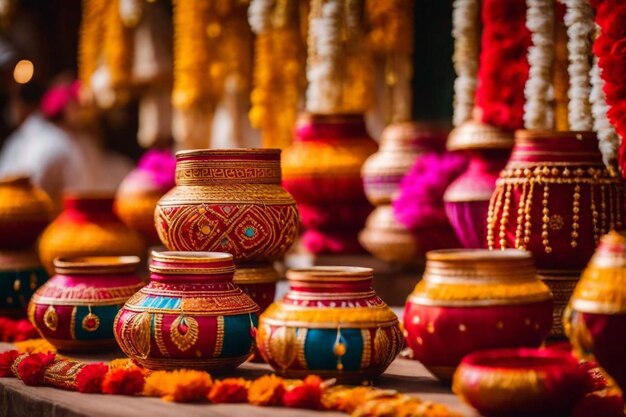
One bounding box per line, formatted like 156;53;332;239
594;0;626;174
282;375;323;409
475;0;531;130
0;318;39;343
0;350;19;377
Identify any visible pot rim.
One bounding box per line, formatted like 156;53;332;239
458;347;579;372
514;129;596;140
176;148;280;159
151;250;233;263
0;175;31;187
426;249;532;262
287;266;373;282
53;255;140;274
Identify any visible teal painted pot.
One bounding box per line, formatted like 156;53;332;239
0;250;48;317
257;267;402;382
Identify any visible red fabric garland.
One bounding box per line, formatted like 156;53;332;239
476;0;530;130
17;353;56;386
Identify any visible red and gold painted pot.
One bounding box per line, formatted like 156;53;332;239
403;249;553;382
257;267;402;382
38;194;146;274
154;148;298;306
361;122;447;205
282;113;377;254
0;176;53;250
29;256;143;352
566;231;626;392
487;130;624;270
453;348;590;417
114;251;259;371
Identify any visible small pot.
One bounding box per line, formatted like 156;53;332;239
114;251;259;371
453;348;590;417
403;249;553;381
257;266;402;382
29;256;143;352
0;250;48;317
566;231;626;392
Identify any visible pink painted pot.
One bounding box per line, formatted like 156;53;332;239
29;256;143;352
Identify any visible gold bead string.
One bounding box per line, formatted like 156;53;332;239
571;182;580;248
515;182;528;248
488;164;625;253
541;183;552;253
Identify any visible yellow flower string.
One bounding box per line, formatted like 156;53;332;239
365;0;415;122
78;0;107;97
14;338;56;354
249;0;304;149
103;0;134;100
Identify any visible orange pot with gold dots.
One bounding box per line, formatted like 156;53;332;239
403;249;553;382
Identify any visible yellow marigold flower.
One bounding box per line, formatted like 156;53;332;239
14;338;56;354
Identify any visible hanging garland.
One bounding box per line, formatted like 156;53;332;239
450;0;479;127
365;0;414;122
249;0;305;149
593;0;626;174
78;0;108;97
476;0;530;131
524;0;555;130
563;0;594;131
103;0;134;96
305;0;372;115
0;347;460;417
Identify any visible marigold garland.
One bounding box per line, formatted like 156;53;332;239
0;351;459;416
103;0;134;95
78;0;108;97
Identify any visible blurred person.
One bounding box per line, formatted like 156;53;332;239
0;80;132;206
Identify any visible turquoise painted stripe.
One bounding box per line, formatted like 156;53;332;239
138;296;181;310
74;305;120;340
304;329;363;371
221;314;256;358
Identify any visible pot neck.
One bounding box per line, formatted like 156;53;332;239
510;131;603;165
295;113;370;142
175;149;282;186
150;272;234;284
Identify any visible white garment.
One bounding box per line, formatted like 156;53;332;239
0;113;131;204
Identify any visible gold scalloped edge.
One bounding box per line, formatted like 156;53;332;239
260;302;398;327
409;280;552;303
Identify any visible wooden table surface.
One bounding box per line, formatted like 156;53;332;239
0;343;480;417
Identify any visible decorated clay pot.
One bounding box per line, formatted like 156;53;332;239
358;206;418;264
155;148;299;294
257;267;403;382
0;176;53;250
361;122;447;205
115;149;175;245
566;231;626;392
114;251;259;371
488;130;623;269
282;113;377;254
444;149;510;249
403;249;553;381
0;250;48;317
453;348;590;417
29;256;143;352
38;193;146;274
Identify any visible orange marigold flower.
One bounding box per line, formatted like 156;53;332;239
0;350;19;377
143;371;170;397
102;368;145;395
209;378;249;403
158;370;213;403
248;374;286;406
325;386;378;413
282;375;323;409
76;363;108;393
